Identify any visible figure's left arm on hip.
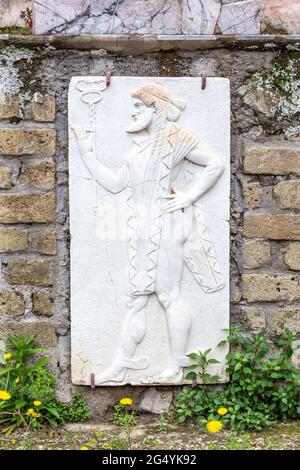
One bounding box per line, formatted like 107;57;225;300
163;142;225;214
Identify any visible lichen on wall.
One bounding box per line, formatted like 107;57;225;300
240;50;300;137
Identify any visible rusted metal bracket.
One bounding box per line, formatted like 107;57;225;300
105;70;111;87
201;72;207;90
90;373;96;389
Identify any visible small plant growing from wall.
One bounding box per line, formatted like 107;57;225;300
176;327;300;432
0;335;90;435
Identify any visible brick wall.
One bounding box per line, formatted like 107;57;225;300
0;96;57;353
0;43;299;414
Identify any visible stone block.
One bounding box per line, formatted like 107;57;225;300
241;306;265;330
244;144;300;175
217;0;260;35
0;129;56;156
20;161;55;189
0;291;24;317
32;228;56;255
0;95;22;120
242;273;300;302
273;181;300;210
0;195;55;223
5;260;53;286
244;214;300;240
283;243;300;270
32;292;54;317
243;181;262;208
32;96;55;122
0;228;28;252
182;0;221;35
0;321;57;347
273;308;300;335
243;241;271;269
139;388;173;415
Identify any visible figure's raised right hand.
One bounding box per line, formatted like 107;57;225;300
69;123;93;155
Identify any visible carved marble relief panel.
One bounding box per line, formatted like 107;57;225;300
69;77;230;386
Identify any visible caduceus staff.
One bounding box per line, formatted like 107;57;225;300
73;78;109;214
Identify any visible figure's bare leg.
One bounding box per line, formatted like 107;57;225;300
154;214;192;383
96;294;149;384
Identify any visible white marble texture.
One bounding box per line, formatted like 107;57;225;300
69;77;230;386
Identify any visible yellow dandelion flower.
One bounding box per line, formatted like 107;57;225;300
32;412;41;418
15;377;20;384
4;353;12;360
80;446;89;450
217;407;228;416
119;397;133;406
0;390;11;401
27;408;34;415
34;400;41;407
207;420;223;433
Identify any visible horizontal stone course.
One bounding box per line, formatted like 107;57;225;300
242;273;300;302
32;228;56;255
0;321;57;347
5;259;53;286
243;213;300;240
0;195;55;223
244;145;300;175
0;129;56;156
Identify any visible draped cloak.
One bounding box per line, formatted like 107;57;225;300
126;122;225;296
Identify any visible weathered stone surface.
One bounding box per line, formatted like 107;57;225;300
182;0;221;35
33;0;89;34
217;0;260;35
0;291;24;317
0;94;22;120
283;243;300;270
0;0;32;28
139;388;173;415
243;181;262;208
20;161;55;189
0;321;57;347
0;163;11;189
244;214;300;240
0;228;28;252
0;195;55;223
244;144;300;175
0;129;56;156
241;306;265;330
242;274;300;302
261;0;300;35
31;95;55;122
243;241;270;269
273;308;300;335
239;85;274;117
5;260;53;286
33;0;182;35
32;292;54;316
32;228;56;255
273;181;300;210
